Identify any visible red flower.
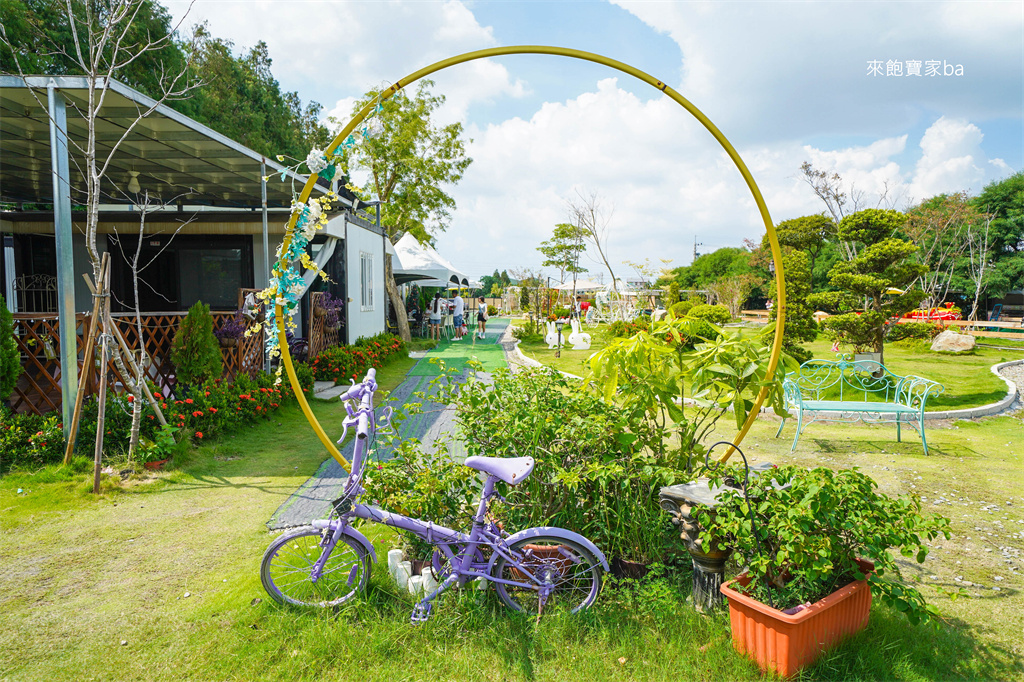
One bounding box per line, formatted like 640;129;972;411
192;410;204;417
127;395;134;403
208;407;217;414
205;391;211;397
185;398;193;404
195;431;203;439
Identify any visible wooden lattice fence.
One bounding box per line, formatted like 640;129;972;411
308;291;343;359
9;309;266;416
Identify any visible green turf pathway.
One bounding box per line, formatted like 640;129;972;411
268;318;510;529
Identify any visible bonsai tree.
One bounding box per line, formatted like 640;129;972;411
809;209;927;364
0;295;22;403
171;301;222;386
697;464;951;624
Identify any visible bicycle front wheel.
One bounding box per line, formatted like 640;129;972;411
261;526;370;607
492;535;602;615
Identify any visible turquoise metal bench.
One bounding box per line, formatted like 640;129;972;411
777;356;944;454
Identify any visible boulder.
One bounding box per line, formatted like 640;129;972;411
930;330;975;353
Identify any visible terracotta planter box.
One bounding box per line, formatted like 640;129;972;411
721;559;874;678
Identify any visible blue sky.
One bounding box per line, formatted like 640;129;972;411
168;0;1023;280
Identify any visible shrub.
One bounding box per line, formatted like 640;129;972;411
669;300;694;318
0;407;64;473
886;321;941;342
171;301;222;386
550;307;571;320
0;295;22;403
455;368;674;562
311;334;406;384
608;318;648;338
687;303;731;325
486;305;498;317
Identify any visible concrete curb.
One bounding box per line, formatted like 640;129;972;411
511;339;584;381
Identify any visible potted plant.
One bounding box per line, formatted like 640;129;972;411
214;311;246;348
695;465;951;677
316;293;344;330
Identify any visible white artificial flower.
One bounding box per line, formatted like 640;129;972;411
305;148;328;174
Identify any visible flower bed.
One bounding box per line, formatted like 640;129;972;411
310;333;406;384
0;362;316;473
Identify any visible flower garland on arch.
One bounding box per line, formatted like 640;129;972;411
252;102;385;383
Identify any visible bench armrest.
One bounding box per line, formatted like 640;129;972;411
782;377;804;410
896;375;945;412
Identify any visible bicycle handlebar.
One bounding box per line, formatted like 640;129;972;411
340;368;378;440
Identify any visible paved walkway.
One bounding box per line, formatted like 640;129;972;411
268;318;512;529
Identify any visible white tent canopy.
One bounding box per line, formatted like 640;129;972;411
392;233;467;287
552;279;604;291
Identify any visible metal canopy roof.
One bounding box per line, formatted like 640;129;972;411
0;75;334;209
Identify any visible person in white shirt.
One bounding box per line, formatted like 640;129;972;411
452;292;465;340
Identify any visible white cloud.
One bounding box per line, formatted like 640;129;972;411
909;117;988;197
167;0;526;124
434;81;1012;277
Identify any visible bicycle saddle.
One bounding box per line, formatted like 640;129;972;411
463;456;535;485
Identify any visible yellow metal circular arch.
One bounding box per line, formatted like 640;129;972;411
274;46;786;470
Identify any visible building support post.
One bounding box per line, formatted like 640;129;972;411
47;81;78;438
261;158;270;373
3;235;15;312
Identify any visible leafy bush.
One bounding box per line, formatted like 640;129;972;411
698;464;951;625
687;303;731;325
669;300;694;318
311;334;405;384
454;368;675;562
486;305;498;317
549;307;571;320
362;440;479;560
0;407;64;473
608;317;649;338
171;301;222;386
886;321;941;342
0;294;22;402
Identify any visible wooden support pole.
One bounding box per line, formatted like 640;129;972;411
106;317;168;427
62;254;108;466
92;266;111;494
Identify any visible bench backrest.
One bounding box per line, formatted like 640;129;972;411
787;357;901;402
785;356;943;407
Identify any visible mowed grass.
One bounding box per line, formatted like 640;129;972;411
1;350;1024;680
515;317;1018;411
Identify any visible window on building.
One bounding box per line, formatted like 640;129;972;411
360;252;374;311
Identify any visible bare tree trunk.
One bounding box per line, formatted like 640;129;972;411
570;190;620;294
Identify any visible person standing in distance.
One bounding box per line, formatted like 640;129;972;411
477;296;488;340
452;290;465;340
429;292;443;341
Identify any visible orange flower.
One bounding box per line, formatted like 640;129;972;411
195;431;203;439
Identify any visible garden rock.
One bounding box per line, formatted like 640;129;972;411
930;330;975;353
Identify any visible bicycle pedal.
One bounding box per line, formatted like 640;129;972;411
410;602;433;625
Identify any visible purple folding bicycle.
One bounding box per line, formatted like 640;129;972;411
260;368;609;623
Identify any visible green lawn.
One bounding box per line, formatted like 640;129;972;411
2;344;1024;680
513;319;1020;411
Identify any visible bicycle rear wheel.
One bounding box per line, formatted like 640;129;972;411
491;535;602;615
261;526;370;607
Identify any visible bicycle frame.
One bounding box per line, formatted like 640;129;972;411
307;370;592;593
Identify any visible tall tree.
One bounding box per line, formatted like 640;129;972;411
538;222;588;290
808;209;926;364
903;192;977;308
342;80;472;341
569;190;619;294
